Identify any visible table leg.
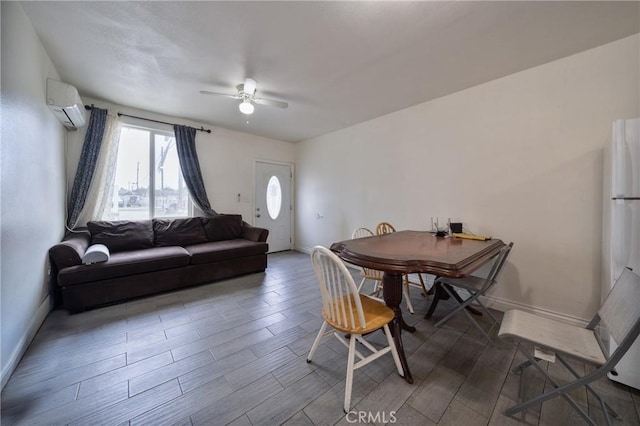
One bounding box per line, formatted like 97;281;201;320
424;282;444;319
383;272;414;384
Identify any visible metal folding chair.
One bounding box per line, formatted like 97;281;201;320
431;242;513;345
498;267;640;425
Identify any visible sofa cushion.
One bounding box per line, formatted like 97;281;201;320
201;214;243;242
58;246;190;286
88;220;154;253
153;218;208;247
185;240;269;265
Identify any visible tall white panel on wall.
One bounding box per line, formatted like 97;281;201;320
604;118;640;390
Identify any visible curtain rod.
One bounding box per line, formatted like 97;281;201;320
84;105;212;133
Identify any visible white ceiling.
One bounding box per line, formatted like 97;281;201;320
22;1;639;142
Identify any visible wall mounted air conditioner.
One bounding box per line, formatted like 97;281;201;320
46;79;86;130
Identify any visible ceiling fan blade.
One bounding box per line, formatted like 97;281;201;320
199;90;241;100
254;97;288;109
244;78;257;96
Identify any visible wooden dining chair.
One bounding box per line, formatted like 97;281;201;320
351;227;384;296
306;246;404;413
375;222;429;313
375;221;396;235
499;267;640;425
352;227;374;240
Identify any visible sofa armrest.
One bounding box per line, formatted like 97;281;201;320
49;231;91;270
241;221;269;243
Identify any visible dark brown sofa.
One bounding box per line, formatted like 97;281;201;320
49;215;269;313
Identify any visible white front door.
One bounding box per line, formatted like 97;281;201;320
255;161;292;252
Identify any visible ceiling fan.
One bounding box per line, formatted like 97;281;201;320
200;78;288;115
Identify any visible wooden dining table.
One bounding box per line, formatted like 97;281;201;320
330;230;505;384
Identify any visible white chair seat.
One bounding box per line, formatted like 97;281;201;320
499;310;606;366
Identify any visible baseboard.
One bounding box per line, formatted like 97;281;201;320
479;294;589;327
1;296;52;390
296;246;313;255
290;249;587;328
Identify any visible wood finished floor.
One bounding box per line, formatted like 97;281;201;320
2;251;639;426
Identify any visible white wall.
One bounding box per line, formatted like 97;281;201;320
66;99;295;223
295;35;640;322
0;2;67;388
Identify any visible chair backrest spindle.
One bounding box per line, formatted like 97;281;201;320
351;227;379;279
311;246;366;330
376;222;396;235
351;227;374;240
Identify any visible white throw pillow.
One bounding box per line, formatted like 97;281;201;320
82;244;110;264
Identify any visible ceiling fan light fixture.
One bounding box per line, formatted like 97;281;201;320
201;78;286;113
243;78;257;96
239;100;254;115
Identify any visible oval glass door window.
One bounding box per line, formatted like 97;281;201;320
266;176;282;220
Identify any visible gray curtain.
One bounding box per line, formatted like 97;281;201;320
67;107;108;228
173;125;217;216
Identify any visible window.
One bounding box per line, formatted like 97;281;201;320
111;125;191;220
266;175;282;220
